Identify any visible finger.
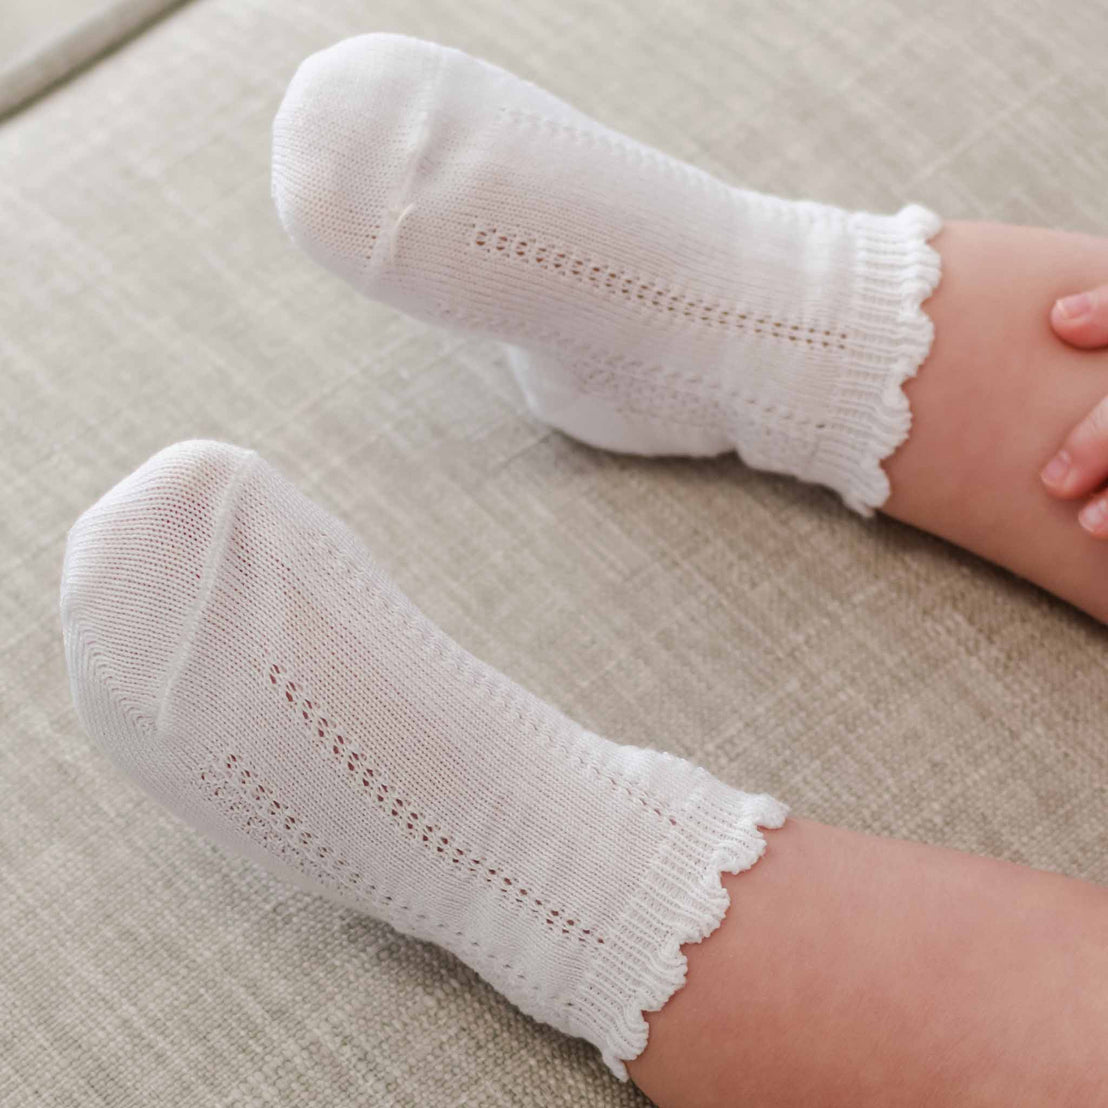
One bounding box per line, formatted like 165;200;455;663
1050;285;1108;349
1078;489;1108;537
1040;394;1108;498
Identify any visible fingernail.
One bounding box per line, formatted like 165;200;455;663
1079;498;1108;534
1055;292;1094;321
1040;450;1071;487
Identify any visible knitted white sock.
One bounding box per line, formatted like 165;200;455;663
271;33;943;516
60;440;788;1079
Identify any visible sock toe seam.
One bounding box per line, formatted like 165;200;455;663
152;448;260;738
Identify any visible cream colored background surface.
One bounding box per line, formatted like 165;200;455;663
2;0;106;60
3;1;1107;1104
0;0;186;118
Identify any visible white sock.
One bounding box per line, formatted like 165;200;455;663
60;440;788;1079
271;33;943;516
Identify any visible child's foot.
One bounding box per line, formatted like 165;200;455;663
60;442;1108;1105
271;34;942;517
272;35;1108;626
59;439;787;1080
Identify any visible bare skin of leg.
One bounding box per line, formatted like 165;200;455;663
881;220;1108;623
627;223;1108;1105
628;817;1108;1106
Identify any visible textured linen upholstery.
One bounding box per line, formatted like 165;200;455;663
0;0;188;119
3;1;1107;1105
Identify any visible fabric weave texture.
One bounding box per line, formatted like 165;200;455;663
6;0;1108;1104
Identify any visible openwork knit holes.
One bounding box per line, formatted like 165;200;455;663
306;532;680;829
236;655;605;947
197;753;595;994
199;752;365;893
471;225;848;350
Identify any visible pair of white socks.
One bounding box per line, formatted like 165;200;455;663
62;34;943;1079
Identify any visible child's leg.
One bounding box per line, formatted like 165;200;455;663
271;34;944;518
63;442;1108;1105
271;35;1108;624
883;220;1108;623
631;815;1108;1107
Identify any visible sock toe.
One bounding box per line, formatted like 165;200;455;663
270;33;587;306
61;441;787;1079
60;440;256;768
271;35;942;514
271;34;443;286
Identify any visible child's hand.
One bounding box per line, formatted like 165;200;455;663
1050;285;1108;349
1043;283;1108;534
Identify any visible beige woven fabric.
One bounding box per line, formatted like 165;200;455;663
0;0;188;120
2;1;1107;1105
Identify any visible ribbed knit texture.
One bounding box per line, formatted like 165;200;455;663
59;440;788;1080
270;33;943;516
